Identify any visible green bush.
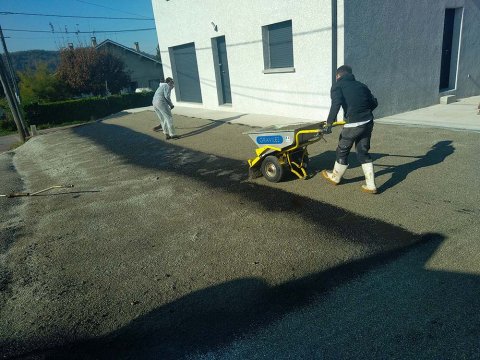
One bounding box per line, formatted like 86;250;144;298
24;92;154;126
18;62;70;104
0;98;17;132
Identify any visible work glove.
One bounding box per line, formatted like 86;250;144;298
323;124;332;134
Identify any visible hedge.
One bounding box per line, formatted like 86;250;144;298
23;92;154;126
0;98;17;131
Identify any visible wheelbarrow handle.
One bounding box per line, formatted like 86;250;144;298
319;120;346;128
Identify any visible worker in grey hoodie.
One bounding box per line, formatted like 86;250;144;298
152;77;178;140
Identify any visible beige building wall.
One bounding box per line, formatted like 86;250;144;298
99;42;164;90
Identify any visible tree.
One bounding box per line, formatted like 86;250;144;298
18;62;69;104
57;47;130;96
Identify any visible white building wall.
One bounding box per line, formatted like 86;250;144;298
152;0;335;121
344;0;480;117
153;0;480;120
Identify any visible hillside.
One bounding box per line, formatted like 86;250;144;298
9;50;60;73
8;47;158;74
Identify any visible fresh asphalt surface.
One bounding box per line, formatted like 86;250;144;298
0;111;479;359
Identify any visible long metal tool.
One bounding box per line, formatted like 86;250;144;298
0;184;74;198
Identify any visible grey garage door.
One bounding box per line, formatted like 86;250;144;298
170;43;203;103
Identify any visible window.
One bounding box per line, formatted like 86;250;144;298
262;20;295;73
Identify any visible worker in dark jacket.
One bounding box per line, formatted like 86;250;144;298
322;65;378;194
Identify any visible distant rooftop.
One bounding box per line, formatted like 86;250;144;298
95;39;161;64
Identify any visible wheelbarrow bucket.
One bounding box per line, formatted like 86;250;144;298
244;121;345;182
245;123;322;149
244;123;323;182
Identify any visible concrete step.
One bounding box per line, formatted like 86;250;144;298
440;95;457;104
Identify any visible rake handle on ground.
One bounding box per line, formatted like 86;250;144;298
30;184;74;196
4;192;30;198
1;185;74;198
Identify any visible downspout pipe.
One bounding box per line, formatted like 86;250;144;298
332;0;338;86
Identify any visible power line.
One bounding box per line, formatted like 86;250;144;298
6;36;59;39
5;37;55;40
75;0;151;19
2;27;157;34
0;11;154;21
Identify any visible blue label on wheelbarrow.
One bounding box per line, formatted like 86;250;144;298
256;135;283;145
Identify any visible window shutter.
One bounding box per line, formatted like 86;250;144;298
268;20;293;68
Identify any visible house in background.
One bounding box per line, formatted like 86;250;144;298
151;0;480;121
94;38;164;92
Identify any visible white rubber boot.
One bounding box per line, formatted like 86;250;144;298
361;162;377;194
322;161;348;185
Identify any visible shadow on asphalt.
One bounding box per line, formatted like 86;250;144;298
309;140;455;193
27;123;476;359
175;114;247;139
375;140;454;192
48;235;452;359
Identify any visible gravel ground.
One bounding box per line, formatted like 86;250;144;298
0;111;479;359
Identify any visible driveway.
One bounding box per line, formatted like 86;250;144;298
0;134;20;154
1;111;479;359
0;123;96;155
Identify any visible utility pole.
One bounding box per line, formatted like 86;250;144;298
0;25;29;140
0;54;27;142
0;26;20;102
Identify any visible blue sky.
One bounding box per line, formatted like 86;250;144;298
0;0;159;54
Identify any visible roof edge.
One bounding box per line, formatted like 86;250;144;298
95;39;161;64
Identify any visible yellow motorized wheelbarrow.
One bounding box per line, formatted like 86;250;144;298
245;121;344;183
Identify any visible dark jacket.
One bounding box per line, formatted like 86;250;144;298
326;73;378;125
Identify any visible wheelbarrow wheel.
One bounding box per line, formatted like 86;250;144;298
261;155;284;183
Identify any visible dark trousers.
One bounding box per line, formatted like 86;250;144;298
336;121;373;165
